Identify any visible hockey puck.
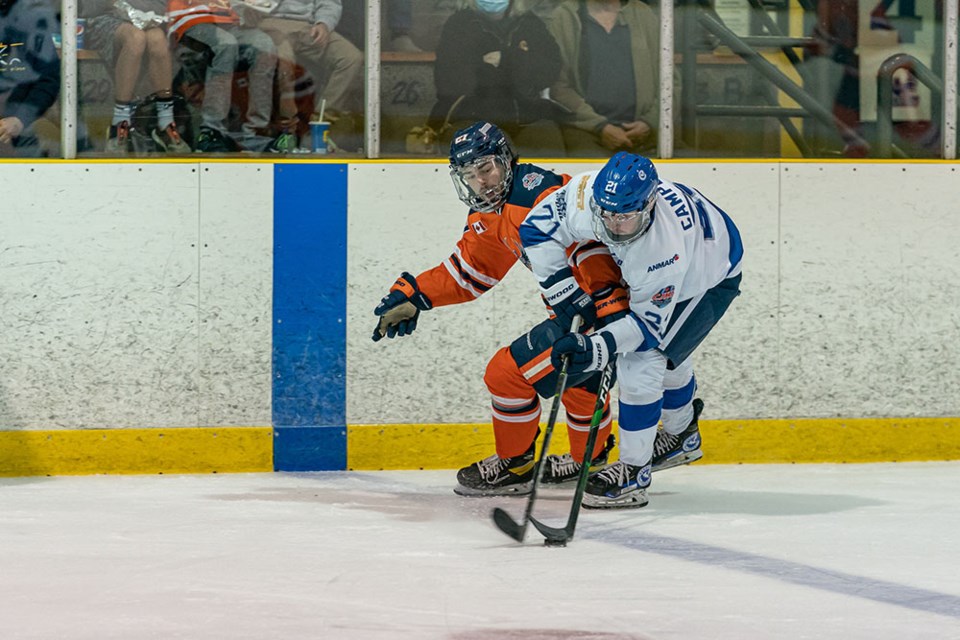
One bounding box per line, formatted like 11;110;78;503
543;538;567;547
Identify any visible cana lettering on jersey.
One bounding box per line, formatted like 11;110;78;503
554;190;567;219
647;254;680;272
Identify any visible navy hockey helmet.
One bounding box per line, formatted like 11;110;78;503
591;152;659;245
448;121;517;212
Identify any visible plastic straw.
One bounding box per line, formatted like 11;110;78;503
318;99;326;123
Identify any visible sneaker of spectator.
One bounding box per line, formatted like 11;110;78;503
267;130;298;153
152;122;191;153
105;120;131;154
194;127;233;153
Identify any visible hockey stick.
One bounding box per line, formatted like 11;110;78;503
491;315;583;542
529;359;616;545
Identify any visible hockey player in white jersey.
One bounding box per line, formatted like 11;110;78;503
519;152;743;508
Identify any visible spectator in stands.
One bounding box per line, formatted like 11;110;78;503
0;0;60;157
167;0;282;152
339;0;421;52
430;0;564;157
547;0;660;157
256;0;364;152
84;0;190;153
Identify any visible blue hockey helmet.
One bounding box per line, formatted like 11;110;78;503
448;121;517;212
590;152;659;245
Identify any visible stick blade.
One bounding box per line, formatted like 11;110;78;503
491;507;527;542
529;515;572;544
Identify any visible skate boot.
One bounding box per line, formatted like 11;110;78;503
582;460;651;509
652;398;704;472
542;434;616;485
455;441;536;496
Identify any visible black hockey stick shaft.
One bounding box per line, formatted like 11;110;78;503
530;360;616;543
491;315;583;542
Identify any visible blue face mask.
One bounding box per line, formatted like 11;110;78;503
475;0;510;14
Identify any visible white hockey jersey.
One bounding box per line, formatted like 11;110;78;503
519;170;743;354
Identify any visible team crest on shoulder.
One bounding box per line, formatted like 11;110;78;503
650;286;675;308
522;172;545;190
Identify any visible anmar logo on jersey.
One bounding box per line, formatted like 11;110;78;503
647;254;680;273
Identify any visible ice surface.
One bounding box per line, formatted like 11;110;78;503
1;463;958;639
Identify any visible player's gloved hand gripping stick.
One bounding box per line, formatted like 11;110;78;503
491;315;583;543
372;272;433;341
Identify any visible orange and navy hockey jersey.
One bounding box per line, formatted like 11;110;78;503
414;163;624;311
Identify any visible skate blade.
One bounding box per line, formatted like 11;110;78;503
652;449;703;473
582;491;649;510
453;481;533;497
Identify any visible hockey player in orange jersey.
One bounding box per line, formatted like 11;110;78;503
372;121;629;496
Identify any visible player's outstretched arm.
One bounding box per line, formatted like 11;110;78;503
372;272;433;342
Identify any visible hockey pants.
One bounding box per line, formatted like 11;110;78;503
483;318;612;462
617;273;742;467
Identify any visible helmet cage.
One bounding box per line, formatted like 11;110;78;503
449;149;514;212
590;190;657;246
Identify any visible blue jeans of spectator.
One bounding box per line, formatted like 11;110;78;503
180;23;276;135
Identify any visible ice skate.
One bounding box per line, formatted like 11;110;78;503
582;461;651;509
542;434;616;485
652;398;704;472
455;442;535;496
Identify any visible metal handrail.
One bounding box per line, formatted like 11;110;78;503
876;54;943;158
696;10;871;153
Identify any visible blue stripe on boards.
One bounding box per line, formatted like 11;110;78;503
272;164;348;471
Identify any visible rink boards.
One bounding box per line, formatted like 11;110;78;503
0;160;958;475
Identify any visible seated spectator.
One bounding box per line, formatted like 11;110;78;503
430;0;564;157
547;0;660;157
0;0;60;157
256;0;364;152
83;0;190;153
339;0;421;53
167;0;281;152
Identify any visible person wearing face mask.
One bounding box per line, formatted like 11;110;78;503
428;0;564;157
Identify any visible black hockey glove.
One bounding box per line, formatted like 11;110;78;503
540;267;597;330
551;331;617;375
372;272;433;341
